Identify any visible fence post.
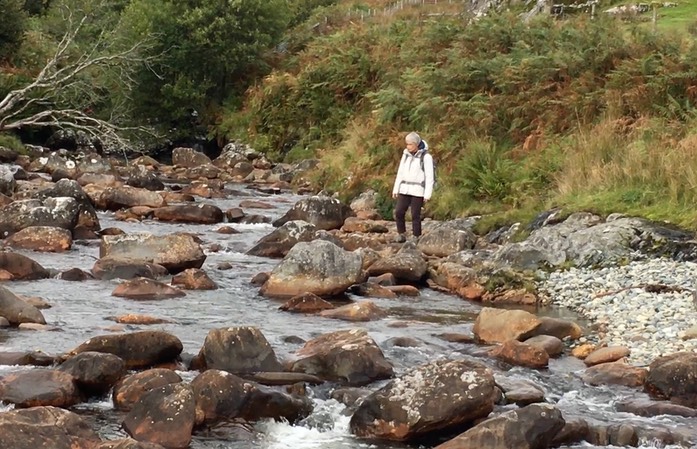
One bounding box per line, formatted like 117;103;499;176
652;3;658;32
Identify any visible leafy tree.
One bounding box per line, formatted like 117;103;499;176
119;0;291;137
23;0;53;15
0;0;28;62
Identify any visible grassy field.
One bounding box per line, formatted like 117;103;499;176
654;0;697;31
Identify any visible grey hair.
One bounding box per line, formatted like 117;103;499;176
405;132;421;145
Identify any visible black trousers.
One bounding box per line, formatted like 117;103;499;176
395;194;424;236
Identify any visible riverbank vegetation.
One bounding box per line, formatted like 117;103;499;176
223;2;697;231
3;0;697;231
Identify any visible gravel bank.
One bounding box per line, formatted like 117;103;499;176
537;258;697;366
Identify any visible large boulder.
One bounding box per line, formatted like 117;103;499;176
125;165;164;191
100;186;166;211
273;195;353;230
290;329;393;386
5;226;73;252
152;204;224;224
171;147;211;168
112;278;186;300
349;359;496;441
260;240;362;298
0;369;80;408
57;351;127;396
0;252;50;280
489;340;549;369
0;285;46;325
197;327;284;373
581;362;647;387
28;152;77;176
113;369;182;411
0;197;80;237
247;220;318;258
238;381;313;423
34;179;101;231
99;233;206;274
76;153;116;175
366;242;428;282
190;369;247;425
427;261;477;293
122;383;195;449
0;146;18;163
494;213;697;269
645;352;697;408
435;403;565;449
0;406;102;449
473;308;542;344
65;331;183;369
92;256;169;280
418;222;477;257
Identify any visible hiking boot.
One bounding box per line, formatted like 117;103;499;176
408;235;419;244
394;233;406;243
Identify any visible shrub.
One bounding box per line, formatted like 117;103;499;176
0;0;28;62
0;133;26;153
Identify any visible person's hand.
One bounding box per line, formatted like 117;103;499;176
424;198;430;203
392;193;398;199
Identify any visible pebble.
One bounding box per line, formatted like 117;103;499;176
537;258;697;366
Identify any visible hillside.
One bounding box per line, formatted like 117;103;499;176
220;0;697;232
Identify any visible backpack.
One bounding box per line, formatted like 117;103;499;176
418;140;437;188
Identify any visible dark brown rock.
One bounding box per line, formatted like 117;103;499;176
489;339;549;369
279;292;335;313
112;278;186;300
645;352;697;408
435;404;565;449
5;226;73;252
0;369;80;408
191;369;247;426
0;252;50;280
171;268;218;290
290;329;393;386
113;368;182;411
122;383;195;449
152;204;224;224
0;406;102;449
58;351;127;396
66;330;183;369
92;256;169;280
581;362;647;387
0;350;54;366
0;285;46;325
198;326;283;373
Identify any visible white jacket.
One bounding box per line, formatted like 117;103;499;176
392;144;435;200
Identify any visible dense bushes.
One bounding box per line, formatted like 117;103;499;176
0;0;28;62
222;10;697;227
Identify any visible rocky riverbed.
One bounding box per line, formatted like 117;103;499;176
0;142;697;449
539;259;697;366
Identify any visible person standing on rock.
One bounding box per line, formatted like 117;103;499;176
392;132;434;243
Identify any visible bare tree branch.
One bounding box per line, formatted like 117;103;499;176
2;109;156;151
0;5;160;152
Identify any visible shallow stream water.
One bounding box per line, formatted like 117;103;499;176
1;183;696;449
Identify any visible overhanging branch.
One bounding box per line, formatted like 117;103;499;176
0;5;160;152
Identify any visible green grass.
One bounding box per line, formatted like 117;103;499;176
653;0;697;32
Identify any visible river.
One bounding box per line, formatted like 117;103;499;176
0;182;695;449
